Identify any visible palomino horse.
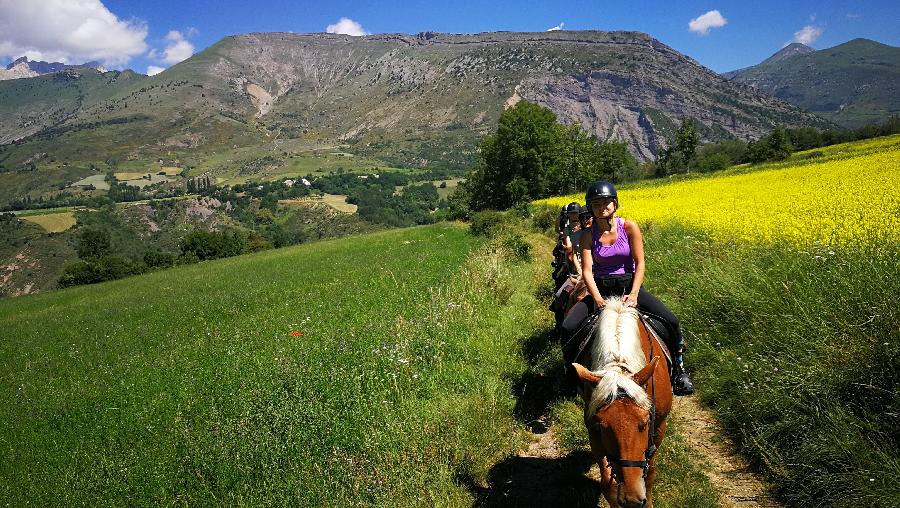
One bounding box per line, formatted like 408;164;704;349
572;298;673;508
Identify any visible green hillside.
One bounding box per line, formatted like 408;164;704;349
1;224;488;504
0;221;724;506
725;38;900;128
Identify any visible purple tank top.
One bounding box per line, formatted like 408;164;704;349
592;217;635;276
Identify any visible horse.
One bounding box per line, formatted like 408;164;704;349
571;297;673;508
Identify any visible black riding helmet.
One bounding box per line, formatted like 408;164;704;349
565;201;581;213
585;180;618;203
578;204;592;218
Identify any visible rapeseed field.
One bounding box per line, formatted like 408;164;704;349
538;134;900;251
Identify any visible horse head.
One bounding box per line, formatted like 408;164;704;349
573;358;659;508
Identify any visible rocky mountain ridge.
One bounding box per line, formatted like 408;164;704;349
0;30;829;173
0;56;106;81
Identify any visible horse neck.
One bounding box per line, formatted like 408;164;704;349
591;300;644;373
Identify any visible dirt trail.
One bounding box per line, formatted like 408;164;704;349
670;396;783;508
475;398;782;508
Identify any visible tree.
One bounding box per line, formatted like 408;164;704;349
76;228;111;259
746;127;793;164
657;117;699;176
468;101;567;210
465;101;638;211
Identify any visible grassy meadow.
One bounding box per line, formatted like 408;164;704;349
2;223;501;504
537;134;900;507
0;217;724;506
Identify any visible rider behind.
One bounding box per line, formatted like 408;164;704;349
562;202;583;279
562;181;695;396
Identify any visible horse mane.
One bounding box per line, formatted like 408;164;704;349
586;298;651;416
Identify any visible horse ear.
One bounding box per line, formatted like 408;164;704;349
572;363;601;384
633;357;659;386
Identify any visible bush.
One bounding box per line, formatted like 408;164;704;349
180;231;245;260
501;232;531;262
58;256;145;288
144;251;176;268
469;210;505;237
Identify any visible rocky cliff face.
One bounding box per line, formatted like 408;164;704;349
0;31;830;167
0;56;106;81
190;31;826;161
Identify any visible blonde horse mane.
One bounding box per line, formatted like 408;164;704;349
585;297;651;417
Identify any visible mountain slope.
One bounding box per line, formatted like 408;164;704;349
0;56;106;81
0;30;829;175
724;38;900;128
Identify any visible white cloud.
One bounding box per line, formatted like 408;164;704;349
145;29;196;74
789;25;824;45
688;10;728;35
0;0;147;66
547;22;565;32
160;30;194;64
846;13;861;19
326;17;369;36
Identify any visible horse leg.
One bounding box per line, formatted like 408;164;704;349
590;437;618;507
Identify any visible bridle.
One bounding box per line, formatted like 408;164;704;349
602;319;658;490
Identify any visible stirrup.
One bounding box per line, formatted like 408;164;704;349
673;370;695;396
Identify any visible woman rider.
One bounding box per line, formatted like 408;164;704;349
562;202;583;280
552;202;584;328
561;181;695;395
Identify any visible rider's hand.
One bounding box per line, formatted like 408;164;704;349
623;291;639;307
594;295;607;308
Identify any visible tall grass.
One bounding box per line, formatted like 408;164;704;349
643;222;900;507
0;223;546;505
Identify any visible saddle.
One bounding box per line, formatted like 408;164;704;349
560;298;673;371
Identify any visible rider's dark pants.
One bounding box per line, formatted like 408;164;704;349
560;285;685;359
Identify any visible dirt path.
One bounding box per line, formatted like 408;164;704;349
670;396;783;508
474;398;783;508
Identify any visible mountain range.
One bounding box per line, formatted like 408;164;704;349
724;38;900;128
0;56;106;81
0;30;829;180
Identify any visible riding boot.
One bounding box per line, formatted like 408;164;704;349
671;349;695;396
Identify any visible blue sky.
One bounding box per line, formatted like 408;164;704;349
2;1;898;75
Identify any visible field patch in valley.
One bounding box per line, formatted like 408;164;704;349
19;212;76;232
279;193;357;213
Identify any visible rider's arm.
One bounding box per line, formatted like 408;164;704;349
564;236;581;277
623;220;645;306
579;229;605;306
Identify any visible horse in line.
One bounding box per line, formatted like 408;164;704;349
572;297;673;508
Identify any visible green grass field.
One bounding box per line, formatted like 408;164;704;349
0;219;724;506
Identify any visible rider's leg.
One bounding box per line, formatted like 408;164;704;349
559;298;597;386
636;288;695;395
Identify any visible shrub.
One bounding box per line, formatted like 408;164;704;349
469;210;504;237
180;231;245;260
501;232;531;262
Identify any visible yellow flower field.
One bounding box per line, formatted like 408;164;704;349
537;135;900;251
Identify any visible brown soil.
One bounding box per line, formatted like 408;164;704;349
670;397;783;508
471;398;783;508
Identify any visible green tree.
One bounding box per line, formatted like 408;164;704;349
746;127;793;163
76;228;111;259
468;101;567;210
657;117;700;176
